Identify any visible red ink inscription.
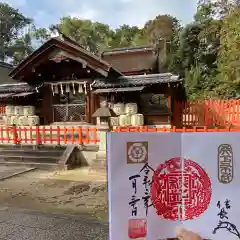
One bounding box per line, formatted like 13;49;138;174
128;219;147;239
150;157;211;221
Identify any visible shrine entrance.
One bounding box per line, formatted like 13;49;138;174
51;81;87;123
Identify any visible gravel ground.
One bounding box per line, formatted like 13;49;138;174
0;168;108;221
0;206;108;240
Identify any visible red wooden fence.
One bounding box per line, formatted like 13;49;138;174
0;126;99;145
114;126;240;132
0;125;240;146
174;100;240;127
0;105;5;114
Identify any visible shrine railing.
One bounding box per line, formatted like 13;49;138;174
0;105;5;114
113;126;240;132
0;126;99;145
174;99;240;127
1;125;240;146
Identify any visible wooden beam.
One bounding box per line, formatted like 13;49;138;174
62;52;108;77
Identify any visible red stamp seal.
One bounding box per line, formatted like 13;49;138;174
128;219;147;239
150;157;212;221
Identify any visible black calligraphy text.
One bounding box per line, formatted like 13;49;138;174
129;175;141;216
213;199;240;238
140;164;154;216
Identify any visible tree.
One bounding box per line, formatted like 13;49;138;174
0;3;32;61
171;1;224;99
33;27;52;44
55;17;114;54
216;7;240;98
9;32;34;65
143;15;181;46
109;24;142;48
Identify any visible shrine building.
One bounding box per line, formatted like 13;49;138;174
2;35;183;128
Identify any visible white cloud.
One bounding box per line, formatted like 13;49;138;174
2;0;27;7
52;0;198;29
110;0;198;28
70;9;97;20
3;0;198;30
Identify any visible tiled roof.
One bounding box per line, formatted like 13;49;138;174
0;61;13;69
93;86;144;94
102;47;157;74
0;83;37;93
0;62;17;85
102;46;154;56
92;73;182;88
9;37;123;80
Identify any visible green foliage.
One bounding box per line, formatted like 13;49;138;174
33;28;51;44
0;3;32;61
216;7;240;98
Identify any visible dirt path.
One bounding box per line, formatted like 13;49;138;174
0;168;108;221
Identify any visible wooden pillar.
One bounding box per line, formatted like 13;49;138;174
41;85;53;125
90;92;96;124
166;87;174;126
85;83;91;123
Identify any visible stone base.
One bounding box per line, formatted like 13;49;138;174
96;150;106;160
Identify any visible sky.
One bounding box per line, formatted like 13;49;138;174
2;0;198;29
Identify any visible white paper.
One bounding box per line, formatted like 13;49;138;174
107;132;240;240
182;132;240;240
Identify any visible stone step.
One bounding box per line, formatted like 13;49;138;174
0;161;59;170
0;155;60;163
0;149;64;157
92;159;106;167
79;144;99;152
0;145;66;151
88;166;107;175
89;158;107;174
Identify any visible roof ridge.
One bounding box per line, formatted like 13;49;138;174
102;45;154;56
0;61;13;69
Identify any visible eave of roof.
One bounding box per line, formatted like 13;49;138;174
92;73;183;88
0;61;13;70
102;45;154;56
9;37;123;79
0;82;40;93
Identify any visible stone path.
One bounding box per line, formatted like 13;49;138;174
0;206;107;240
0;166;35;181
0;168;108;221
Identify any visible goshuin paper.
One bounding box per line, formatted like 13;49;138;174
107;132;240;240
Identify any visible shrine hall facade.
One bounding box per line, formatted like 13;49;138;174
1;35;183;126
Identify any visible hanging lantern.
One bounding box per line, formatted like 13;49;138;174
78;83;83;93
84;82;87;94
66;84;70;93
72;82;76;95
60;84;64;95
111;95;114;102
51;84;55;96
54;85;59;94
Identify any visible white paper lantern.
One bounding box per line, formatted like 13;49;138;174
113;103;125;115
119;115;131;127
14;106;23;115
131;114;144;126
18;116;28;126
23;106;35;116
10;116;18;125
125;103;138;115
28;115;40;126
5;105;14;115
110;117;119;126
